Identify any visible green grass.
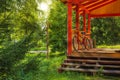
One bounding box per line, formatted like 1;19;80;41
97;45;120;49
3;52;119;80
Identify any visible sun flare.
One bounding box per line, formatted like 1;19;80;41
39;3;48;12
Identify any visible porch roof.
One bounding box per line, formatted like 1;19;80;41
61;0;120;17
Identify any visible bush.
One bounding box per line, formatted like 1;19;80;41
23;57;39;73
0;33;34;77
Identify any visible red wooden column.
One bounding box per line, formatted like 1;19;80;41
76;5;79;30
88;14;91;35
83;11;86;32
67;1;72;55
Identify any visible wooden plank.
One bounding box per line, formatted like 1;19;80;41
71;48;120;58
65;59;120;64
67;2;72;55
67;55;120;60
62;63;120;69
77;48;120;53
60;68;120;74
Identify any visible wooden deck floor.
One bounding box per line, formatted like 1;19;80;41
70;48;120;58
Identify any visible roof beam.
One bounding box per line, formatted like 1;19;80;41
91;13;120;18
79;0;116;15
79;0;105;13
89;0;116;11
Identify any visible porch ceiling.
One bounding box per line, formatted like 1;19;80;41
61;0;120;17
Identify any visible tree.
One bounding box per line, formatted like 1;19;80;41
0;0;44;78
48;0;67;53
91;17;120;45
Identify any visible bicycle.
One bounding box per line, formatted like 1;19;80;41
72;29;93;52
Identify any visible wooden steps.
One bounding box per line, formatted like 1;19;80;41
62;63;120;69
60;68;120;74
64;59;120;65
58;56;120;75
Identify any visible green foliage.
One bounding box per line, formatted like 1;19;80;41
0;32;34;76
23;56;40;73
97;45;120;49
1;53;120;80
3;53;41;80
0;0;44;79
91;17;120;45
48;0;67;53
0;0;120;79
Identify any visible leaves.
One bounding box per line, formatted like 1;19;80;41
0;0;44;78
48;0;67;52
91;17;120;45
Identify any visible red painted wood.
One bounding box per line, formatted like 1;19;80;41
67;2;72;55
86;0;107;10
76;5;79;30
79;0;104;13
81;0;98;5
68;0;72;3
79;0;115;14
79;0;97;3
89;0;116;11
91;13;120;18
88;14;91;35
83;11;86;32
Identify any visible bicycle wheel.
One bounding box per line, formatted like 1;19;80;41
84;38;91;50
72;36;83;52
89;39;93;49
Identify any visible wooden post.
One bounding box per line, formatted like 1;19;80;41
76;5;79;30
67;1;72;56
76;5;80;50
46;22;49;59
83;11;86;32
88;14;91;34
